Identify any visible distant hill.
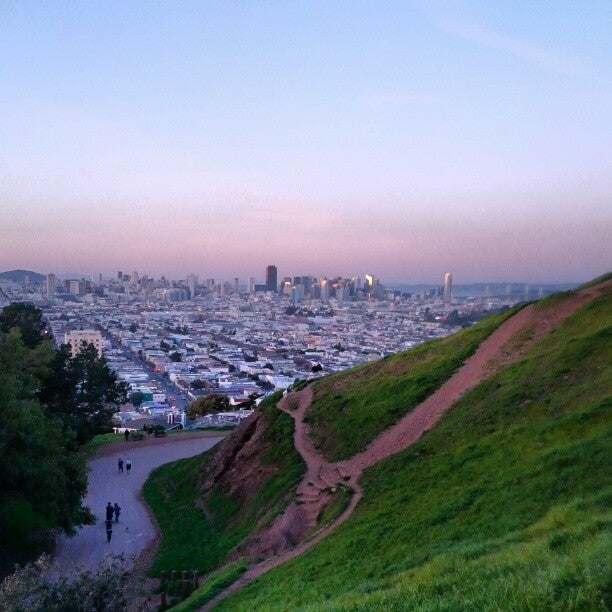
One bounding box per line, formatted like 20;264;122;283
0;270;45;283
144;275;611;610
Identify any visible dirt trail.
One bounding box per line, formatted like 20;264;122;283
202;279;610;610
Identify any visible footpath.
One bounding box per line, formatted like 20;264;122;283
54;432;226;573
203;279;609;610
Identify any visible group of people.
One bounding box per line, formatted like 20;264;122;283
117;457;132;474
104;502;121;542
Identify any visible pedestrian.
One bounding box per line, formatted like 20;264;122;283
114;502;121;523
105;501;114;522
118;458;124;473
126;458;132;474
124;429;129;442
105;518;113;542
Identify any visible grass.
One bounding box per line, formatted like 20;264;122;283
314;484;354;532
215;291;611;610
305;307;518;461
83;431;123;453
167;559;248;611
143;393;306;577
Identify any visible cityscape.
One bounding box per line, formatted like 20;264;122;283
0;265;576;433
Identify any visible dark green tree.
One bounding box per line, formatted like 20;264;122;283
0;330;92;572
129;391;144;407
186;393;229;419
169;351;182;362
0;303;48;348
40;344;128;444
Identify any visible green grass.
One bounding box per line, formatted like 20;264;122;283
83;432;123;453
216;291;611;610
314;484;354;532
143;393;306;577
168;559;248;611
305;307;518;461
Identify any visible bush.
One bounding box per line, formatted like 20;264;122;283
0;554;148;612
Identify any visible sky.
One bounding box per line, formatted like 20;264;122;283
0;1;610;284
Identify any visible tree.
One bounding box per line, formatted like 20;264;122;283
0;303;48;349
186;394;229;419
169;351;182;362
129;391;144;407
40;344;129;444
0;329;92;572
128;322;138;333
191;379;204;389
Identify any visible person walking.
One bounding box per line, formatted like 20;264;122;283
124;429;129;442
118;458;124;473
105;519;113;542
125;458;132;474
113;503;121;523
105;501;114;522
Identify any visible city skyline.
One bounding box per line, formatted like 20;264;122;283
1;2;610;283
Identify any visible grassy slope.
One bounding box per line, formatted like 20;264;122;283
306;308;517;461
218;292;611;610
143;393;305;576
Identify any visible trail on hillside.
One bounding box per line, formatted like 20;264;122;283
202;279;610;610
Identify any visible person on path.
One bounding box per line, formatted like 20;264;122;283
105;502;114;522
124;429;129;442
118;458;124;473
105;519;113;542
126;458;132;474
113;503;121;523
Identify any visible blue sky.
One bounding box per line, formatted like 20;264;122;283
0;1;610;283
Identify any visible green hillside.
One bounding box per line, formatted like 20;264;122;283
211;291;611;609
305;307;517;461
143;392;305;577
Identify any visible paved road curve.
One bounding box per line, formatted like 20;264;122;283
54;434;225;572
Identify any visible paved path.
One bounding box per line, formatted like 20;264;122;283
54;434;225;572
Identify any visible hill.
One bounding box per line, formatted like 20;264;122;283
0;270;45;283
145;276;611;610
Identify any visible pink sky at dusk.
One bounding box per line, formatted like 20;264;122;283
1;2;610;284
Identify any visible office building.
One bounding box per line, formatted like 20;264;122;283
266;265;278;293
46;274;57;298
444;272;452;302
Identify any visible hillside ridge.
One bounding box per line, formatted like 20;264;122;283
201;278;610;609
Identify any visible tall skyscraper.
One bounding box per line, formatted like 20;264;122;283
186;273;198;298
248;276;256;295
444;272;452;303
46;273;57;298
266;265;278;293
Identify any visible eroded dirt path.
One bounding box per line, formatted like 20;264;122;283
203;280;610;610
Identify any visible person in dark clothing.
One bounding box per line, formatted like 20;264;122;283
105;519;113;542
124;429;129;442
113;503;121;523
106;502;114;522
125;458;132;474
118;458;124;473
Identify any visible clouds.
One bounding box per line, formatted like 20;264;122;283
418;0;588;77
